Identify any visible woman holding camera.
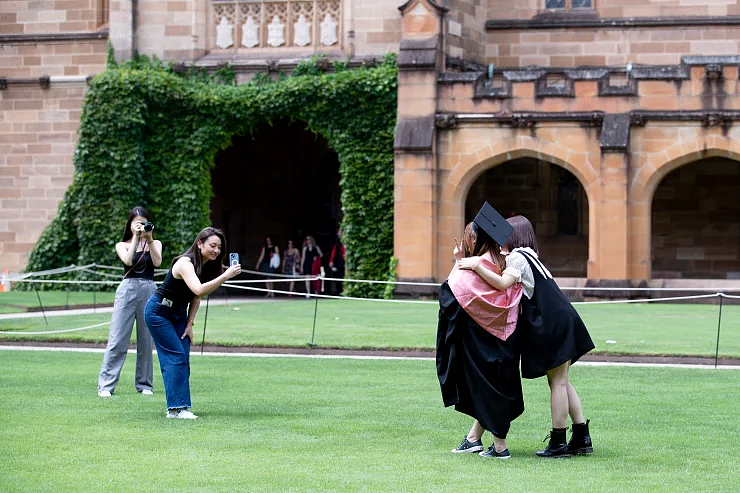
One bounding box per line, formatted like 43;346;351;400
144;227;241;419
98;206;162;397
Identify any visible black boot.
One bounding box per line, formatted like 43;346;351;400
536;428;571;458
567;419;593;455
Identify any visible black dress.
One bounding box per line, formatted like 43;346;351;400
436;281;524;439
259;246;278;274
517;250;595;379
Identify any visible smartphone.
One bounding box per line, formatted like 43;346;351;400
229;253;239;267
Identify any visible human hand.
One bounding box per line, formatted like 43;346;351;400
226;263;242;279
141;229;153;243
457;257;480;271
453;238;463;261
132;221;143;238
181;323;194;343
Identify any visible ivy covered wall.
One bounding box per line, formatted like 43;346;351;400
25;56;398;298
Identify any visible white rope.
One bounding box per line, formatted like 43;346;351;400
11;279;121;285
720;293;740;299
239;268;314;279
227;277;318;284
223;282;439;304
561;286;740;292
0;321;110;335
571;293;721;305
8;264;96;281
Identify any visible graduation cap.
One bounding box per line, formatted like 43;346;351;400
473;202;513;246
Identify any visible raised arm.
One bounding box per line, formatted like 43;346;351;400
174;257;241;298
457;256;518;291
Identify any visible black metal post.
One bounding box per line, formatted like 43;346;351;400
308;295;319;346
200;296;210;355
92;281;97;313
65;285;71;310
32;278;48;326
714;293;724;369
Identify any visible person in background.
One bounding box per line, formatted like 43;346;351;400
300;235;323;298
144;227;241;419
98;206;162;398
255;236;279;298
282;239;301;296
328;227;346;295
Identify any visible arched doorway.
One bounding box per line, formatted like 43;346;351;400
464;158;589;277
210;119;341;272
651;157;740;279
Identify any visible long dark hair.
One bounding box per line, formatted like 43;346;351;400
122;206;149;242
505;215;539;254
462;222;506;272
173;227;226;281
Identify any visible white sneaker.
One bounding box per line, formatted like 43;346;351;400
166;409;198;420
139;389;153;395
98;390;112;397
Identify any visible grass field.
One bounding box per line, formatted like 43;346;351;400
0;349;737;492
0;291;116;314
0;296;738;358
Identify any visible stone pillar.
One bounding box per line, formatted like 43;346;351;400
109;0;134;62
393;0;447;292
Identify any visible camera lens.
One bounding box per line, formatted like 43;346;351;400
143;222;154;232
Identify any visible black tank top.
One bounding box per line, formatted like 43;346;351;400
124;250;155;280
155;255;196;306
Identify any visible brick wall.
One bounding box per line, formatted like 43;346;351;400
0;39;107;77
486;26;740;67
0;0;103;34
652;157;740;279
0;82;87;273
446;0;486;65
352;0;401;56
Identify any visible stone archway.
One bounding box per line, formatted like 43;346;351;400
651;157;740;279
464;157;589;277
211;119;341;271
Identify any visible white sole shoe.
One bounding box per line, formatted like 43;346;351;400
138;389;153;395
98;390;112;397
166;409;198;420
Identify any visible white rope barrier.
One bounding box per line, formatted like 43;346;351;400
721;293;740;299
0;321;110;335
571;293;722;305
223;282;439;304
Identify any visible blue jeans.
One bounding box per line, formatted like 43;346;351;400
144;295;191;410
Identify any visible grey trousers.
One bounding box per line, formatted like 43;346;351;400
98;278;157;393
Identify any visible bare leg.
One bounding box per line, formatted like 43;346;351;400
546;361;570;429
566;381;585;424
288;280;294;294
492;436;507;453
305;279;311;297
467;420;484;442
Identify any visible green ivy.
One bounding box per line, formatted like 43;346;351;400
24;55;398;298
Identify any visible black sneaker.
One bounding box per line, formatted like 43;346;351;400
479;445;511;459
451;436;484;453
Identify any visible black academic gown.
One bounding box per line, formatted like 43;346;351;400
517;250;595;379
436;281;524;438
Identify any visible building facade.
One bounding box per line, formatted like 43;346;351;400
2;0;740;289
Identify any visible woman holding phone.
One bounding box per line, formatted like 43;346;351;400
144;227;241;419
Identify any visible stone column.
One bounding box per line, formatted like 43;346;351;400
394;0;447;293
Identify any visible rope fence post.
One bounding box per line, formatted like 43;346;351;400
308;294;319;347
714;293;724;369
32;276;49;326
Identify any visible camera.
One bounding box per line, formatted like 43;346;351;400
142;221;154;233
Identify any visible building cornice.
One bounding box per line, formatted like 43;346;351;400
0;30;108;43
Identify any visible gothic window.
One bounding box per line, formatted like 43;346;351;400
545;0;592;9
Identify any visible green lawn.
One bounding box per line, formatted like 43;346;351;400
0;291;115;314
0;350;737;492
0;297;738;358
